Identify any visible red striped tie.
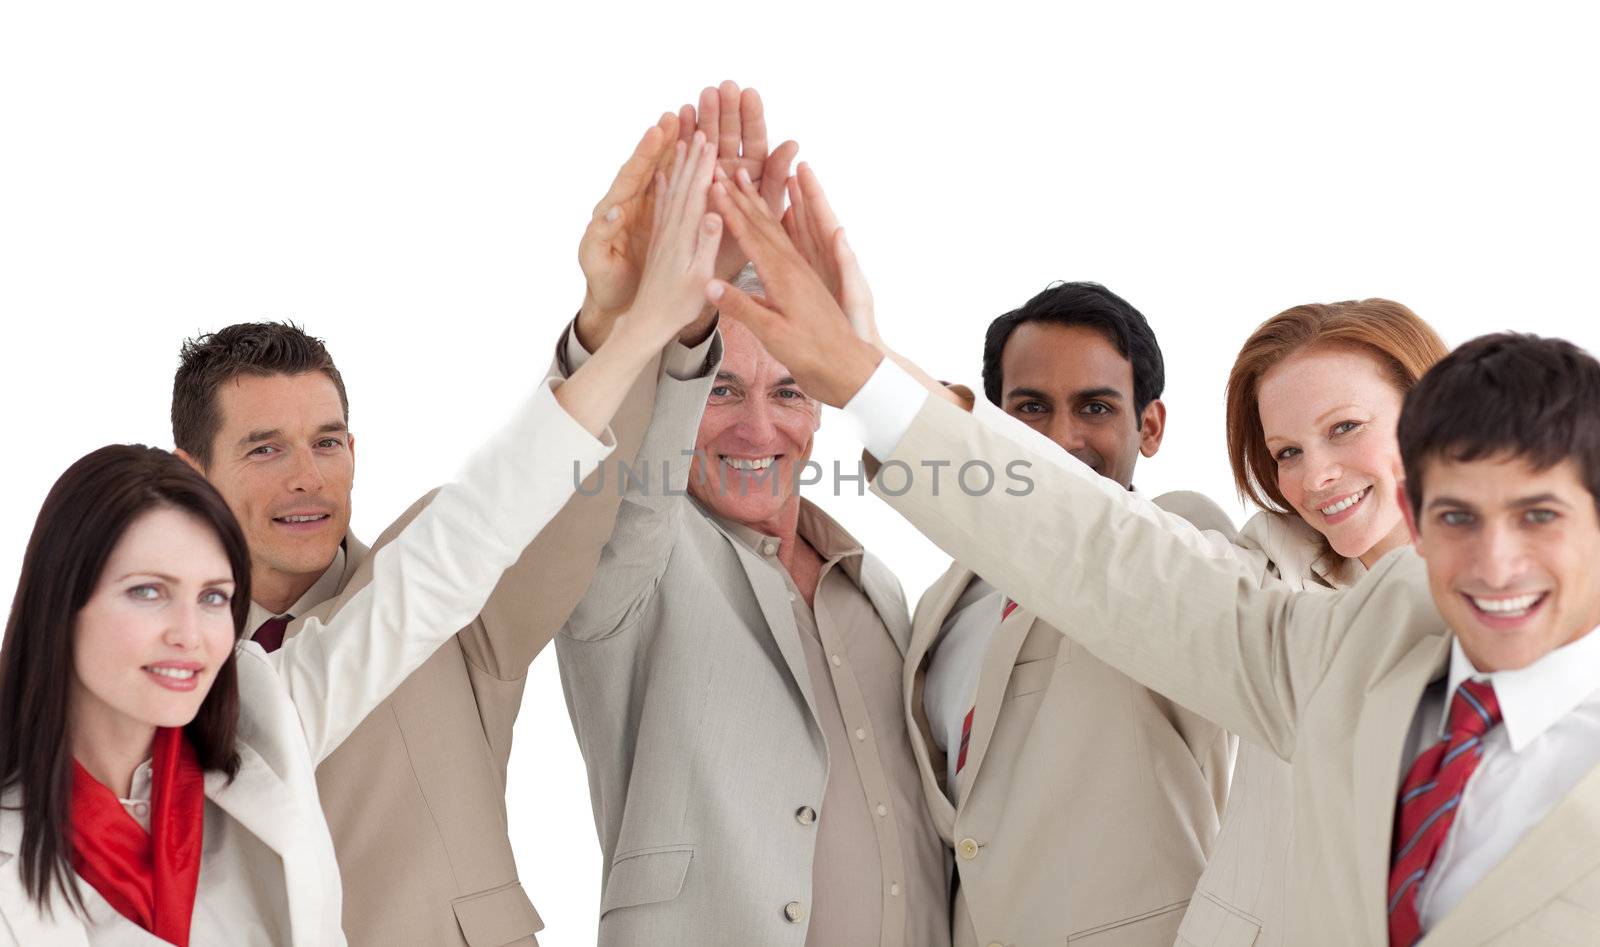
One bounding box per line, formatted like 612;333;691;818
956;599;1020;774
252;615;291;654
1387;678;1501;946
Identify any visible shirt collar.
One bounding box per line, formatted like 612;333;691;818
246;544;346;631
1444;625;1600;751
704;498;867;587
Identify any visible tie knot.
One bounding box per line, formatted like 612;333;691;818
252;615;292;654
1446;678;1501;738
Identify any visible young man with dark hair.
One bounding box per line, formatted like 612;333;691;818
903;283;1231;945
709;209;1600;940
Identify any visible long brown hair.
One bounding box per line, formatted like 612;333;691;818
0;444;251;912
1225;299;1449;516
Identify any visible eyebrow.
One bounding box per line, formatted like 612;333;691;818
1313;404;1367;427
238;420;347;448
1426;492;1571;512
1005;386;1055;403
771;376;799;389
116;572;235;586
1070;387;1124;403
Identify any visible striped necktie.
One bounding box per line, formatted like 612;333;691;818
955;599;1020;774
1387;678;1501;946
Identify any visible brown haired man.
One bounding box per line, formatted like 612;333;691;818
164;103;725;945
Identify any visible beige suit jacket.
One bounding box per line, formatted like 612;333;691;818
287;350;661;947
874;394;1600;945
907;490;1234;947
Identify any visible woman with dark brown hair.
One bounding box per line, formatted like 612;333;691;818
0;134;724;945
1176;299;1449;946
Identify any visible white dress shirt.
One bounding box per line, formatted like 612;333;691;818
922;576;1006;800
1411;626;1600;932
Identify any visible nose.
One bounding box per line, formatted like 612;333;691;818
285;447;326;494
725;398;781;447
1470;521;1530;590
1045;416;1089;454
162;601;204;651
1301;447;1342;495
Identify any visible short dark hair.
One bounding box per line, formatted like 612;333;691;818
173;322;348;466
0;445;250;913
1399;333;1600;517
982;281;1165;417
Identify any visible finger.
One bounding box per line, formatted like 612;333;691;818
786;176;816;256
781;205;800;248
650;171;669;241
591;122;669;218
706;278;782;332
687;137;718;214
711;179;777;266
759;139;800;213
796;162;841;239
697;86;719;152
740;87;768;165
677;104;696;144
835;228;872;301
718;80;742;159
734;167;777;223
690;213;723;277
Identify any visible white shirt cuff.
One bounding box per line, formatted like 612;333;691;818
561;319;716;381
842;358;930;462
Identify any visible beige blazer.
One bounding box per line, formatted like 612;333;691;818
1176;512;1363;947
872;394;1600;945
556;350;935;947
0;378;614;946
289;350;661;947
908;490;1234;947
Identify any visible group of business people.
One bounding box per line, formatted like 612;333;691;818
2;81;1598;947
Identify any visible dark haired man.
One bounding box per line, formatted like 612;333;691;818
163;100;722;945
903;282;1232;945
708;224;1600;940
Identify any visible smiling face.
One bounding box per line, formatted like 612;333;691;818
687;319;821;533
71;506;239;751
999;322;1163;488
1406;455;1600;672
190;372;354;611
1257;345;1408;565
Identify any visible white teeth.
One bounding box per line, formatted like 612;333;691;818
280;514;326;523
722;456;776;471
146;667;197;680
1470;593;1543;616
1319;489;1368;516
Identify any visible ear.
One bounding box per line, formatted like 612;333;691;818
174;447;207;476
347;432;357;466
1397;481;1422;546
1138;399;1167;458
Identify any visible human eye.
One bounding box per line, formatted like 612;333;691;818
1439;510;1475;527
200;588;232;607
126;583;163;602
247;444;278;457
1524;508;1558;525
1331;420;1363;437
1080;401;1112;418
1274;446;1301;463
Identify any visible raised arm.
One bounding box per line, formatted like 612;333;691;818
274;135;725;763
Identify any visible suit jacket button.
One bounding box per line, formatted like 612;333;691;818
958;838;980;860
795;806;817;826
784;900;806;922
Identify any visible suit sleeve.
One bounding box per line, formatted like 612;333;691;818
559;333;723;642
266;375;614;764
871;392;1365;760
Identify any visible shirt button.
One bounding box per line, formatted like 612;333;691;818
795;806;817;826
763;540;779;556
854;728;866;741
788;590;797;602
876;803;888;817
783;900;806;922
889;882;901;897
133;803;149;817
958;838;980;860
830;653;842;667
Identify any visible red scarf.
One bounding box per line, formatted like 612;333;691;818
70;727;204;946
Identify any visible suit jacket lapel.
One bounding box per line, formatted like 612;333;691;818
1420;753;1600;942
204;745;313;942
858;555;912;658
1352;633;1451;941
904;563;973;840
955;601;1036;807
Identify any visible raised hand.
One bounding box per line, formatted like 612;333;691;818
614;133;723;349
576;112;681;350
694;81;800;283
703;165;881;408
781;163;882;350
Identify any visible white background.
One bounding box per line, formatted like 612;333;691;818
3;3;1597;943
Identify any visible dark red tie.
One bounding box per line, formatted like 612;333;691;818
1387;679;1502;946
956;599;1020;774
252;615;291;654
